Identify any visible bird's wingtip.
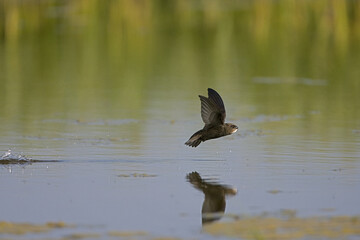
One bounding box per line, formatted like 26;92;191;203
207;88;219;97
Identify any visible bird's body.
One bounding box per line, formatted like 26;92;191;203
185;88;238;147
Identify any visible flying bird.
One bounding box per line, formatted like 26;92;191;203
185;88;238;147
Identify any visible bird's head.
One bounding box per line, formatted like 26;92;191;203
225;123;238;135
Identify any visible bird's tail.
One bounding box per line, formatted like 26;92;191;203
185;130;203;147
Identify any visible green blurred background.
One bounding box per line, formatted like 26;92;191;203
0;0;359;125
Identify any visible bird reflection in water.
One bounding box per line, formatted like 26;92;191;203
186;171;237;224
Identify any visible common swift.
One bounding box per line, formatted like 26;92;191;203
185;88;238;147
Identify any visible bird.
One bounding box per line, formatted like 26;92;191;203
185;88;238;147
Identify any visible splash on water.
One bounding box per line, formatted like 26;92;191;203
0;150;32;164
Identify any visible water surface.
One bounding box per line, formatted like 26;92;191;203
1;1;360;239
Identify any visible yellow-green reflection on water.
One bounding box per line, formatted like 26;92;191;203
1;215;360;240
1;0;359;126
0;221;69;235
203;214;360;240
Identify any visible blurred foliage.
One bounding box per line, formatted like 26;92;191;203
0;0;359;126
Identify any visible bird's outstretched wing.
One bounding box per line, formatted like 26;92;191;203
199;88;226;127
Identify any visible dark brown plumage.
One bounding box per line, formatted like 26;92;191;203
185;88;238;147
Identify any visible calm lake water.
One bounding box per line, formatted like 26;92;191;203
1;1;360;239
